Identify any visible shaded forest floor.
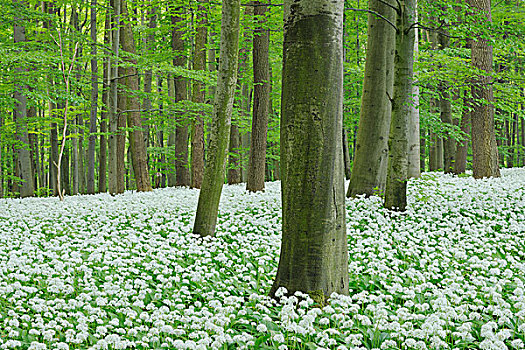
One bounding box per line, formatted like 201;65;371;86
1;169;525;350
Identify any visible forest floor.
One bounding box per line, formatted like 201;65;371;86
1;168;525;350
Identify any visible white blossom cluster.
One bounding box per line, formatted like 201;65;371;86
0;169;524;350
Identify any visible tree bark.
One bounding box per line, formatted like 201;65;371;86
120;0;152;192
191;1;207;189
98;11;111;193
13;1;34;198
407;18;420;179
171;7;191;187
468;0;500;178
454;110;471;174
246;1;270;192
108;0;121;194
270;0;348;299
342;127;352;179
193;0;241;237
384;0;416;212
86;0;98;194
347;0;396;197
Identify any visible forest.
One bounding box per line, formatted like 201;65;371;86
1;0;525;349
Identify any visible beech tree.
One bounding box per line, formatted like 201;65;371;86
193;0;241;237
384;0;416;211
468;0;500;178
347;0;396;197
270;0;348;299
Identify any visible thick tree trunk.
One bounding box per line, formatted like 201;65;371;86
142;6;156;150
246;1;270;192
270;0;348;299
171;7;191;187
469;0;500;178
13;3;34;198
193;0;240;237
191;1;207;189
116;66;127;193
120;0;152;192
384;0;416;211
347;0;396;197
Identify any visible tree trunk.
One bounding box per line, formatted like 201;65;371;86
342;127;352;180
171;7;191;187
419;129;426;172
167;75;176;187
120;0;152;192
246;1;270;192
13;2;34;198
87;0;98;194
347;0;396;197
468;0;500;178
191;1;207;189
108;0;121;194
270;0;348;299
142;6;156;150
407;12;420;179
117;65;127;194
228;123;242;184
384;0;416;212
454;110;471;174
440;87;455;173
193;0;241;237
99;11;111;193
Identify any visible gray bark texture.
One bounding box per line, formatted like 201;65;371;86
108;0;121;194
87;0;98;194
469;0;500;178
453;111;470;174
246;1;270;192
193;0;241;237
384;0;416;212
171;8;191;187
270;0;349;299
191;1;207;189
347;0;396;197
407;22;420;179
13;2;34;198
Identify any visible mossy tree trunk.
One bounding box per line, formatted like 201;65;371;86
347;0;396;197
384;0;416;212
193;0;241;237
270;0;349;299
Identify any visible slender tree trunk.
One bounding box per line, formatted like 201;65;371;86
172;7;191;187
193;0;241;237
347;0;396;197
342;127;352;179
191;1;207;189
116;65;127;193
143;6;156;150
454;110;471;174
120;0;152;192
246;1;270;192
228;123;242;184
270;0;348;299
384;0;416;211
440;86;455;173
468;0;500;178
87;0;98;194
99;12;111;193
167;75;176;186
419;128;426;172
108;0;121;194
13;2;34;198
407;11;420;179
